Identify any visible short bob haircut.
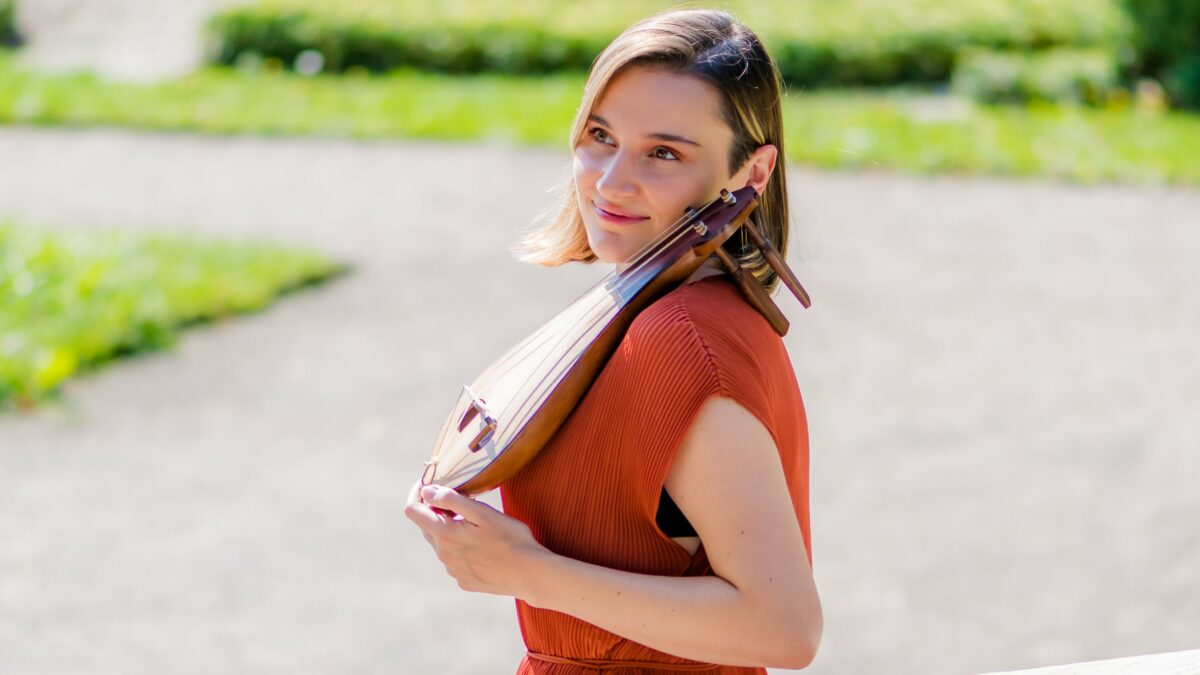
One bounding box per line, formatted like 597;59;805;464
512;9;791;294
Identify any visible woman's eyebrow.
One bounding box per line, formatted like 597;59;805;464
588;114;703;147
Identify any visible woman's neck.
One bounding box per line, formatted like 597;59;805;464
683;256;728;284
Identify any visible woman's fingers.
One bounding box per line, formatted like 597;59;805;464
405;479;422;506
405;480;447;529
406;483;544;597
420;485;497;526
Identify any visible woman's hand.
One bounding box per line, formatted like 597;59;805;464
404;481;549;598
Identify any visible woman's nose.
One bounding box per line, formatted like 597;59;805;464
595;151;638;199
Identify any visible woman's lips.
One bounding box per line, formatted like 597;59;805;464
594;202;648;225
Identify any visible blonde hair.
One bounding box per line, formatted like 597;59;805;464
511;8;790;293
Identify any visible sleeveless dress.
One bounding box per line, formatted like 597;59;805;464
500;274;812;674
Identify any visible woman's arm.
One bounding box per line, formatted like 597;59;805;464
407;396;821;668
524;395;820;668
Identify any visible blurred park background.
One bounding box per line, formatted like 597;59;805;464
0;0;1197;673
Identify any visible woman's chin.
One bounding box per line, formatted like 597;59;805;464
585;231;638;266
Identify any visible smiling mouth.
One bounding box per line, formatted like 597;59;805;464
594;202;648;224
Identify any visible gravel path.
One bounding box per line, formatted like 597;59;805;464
0;127;1197;675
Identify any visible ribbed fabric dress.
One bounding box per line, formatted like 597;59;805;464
500;273;811;675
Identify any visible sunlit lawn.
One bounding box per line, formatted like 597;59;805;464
0;221;346;409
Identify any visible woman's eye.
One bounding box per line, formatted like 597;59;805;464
589;127;613;145
652;147;679;161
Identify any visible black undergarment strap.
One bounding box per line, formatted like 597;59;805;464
655;488;697;538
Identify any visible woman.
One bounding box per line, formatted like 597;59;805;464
406;9;822;673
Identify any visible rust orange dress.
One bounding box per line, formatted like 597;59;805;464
501;274;812;674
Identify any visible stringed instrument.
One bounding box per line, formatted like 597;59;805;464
421;186;810;496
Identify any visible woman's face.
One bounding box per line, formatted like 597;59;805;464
573;66;762;270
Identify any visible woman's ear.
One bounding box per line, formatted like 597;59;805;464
737;144;778;194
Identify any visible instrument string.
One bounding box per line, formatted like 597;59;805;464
478;195;712;385
502;299;609;446
613;201;709;291
615;187;750;294
435;195;736;479
494;197;730;446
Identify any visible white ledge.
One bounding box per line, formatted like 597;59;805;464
983;649;1200;674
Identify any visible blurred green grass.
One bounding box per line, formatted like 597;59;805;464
2;57;1196;185
0;58;580;143
781;90;1199;184
0;221;347;409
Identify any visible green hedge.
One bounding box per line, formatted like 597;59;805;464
952;48;1120;105
205;0;1132;87
0;0;20;49
208;11;605;75
0;221;346;408
1123;0;1200;108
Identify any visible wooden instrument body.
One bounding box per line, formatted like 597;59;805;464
421;186;806;496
